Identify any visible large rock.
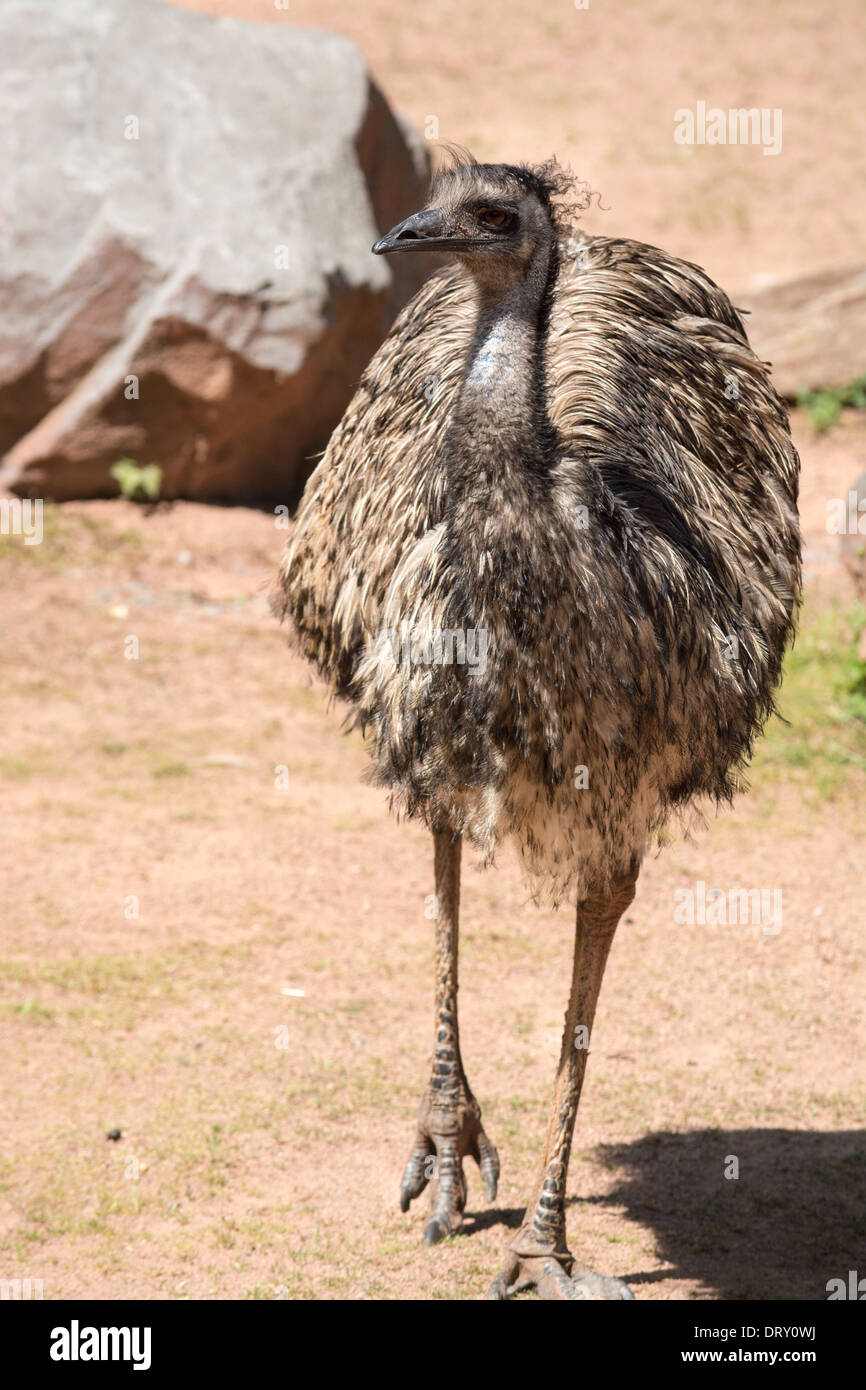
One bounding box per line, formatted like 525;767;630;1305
739;265;866;400
0;0;429;503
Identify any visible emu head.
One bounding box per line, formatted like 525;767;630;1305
372;155;572;288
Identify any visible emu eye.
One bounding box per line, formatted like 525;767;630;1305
478;208;509;230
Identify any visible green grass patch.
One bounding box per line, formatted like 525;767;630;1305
753;600;866;796
797;374;866;432
0;999;56;1024
0;503;143;570
0;744;57;780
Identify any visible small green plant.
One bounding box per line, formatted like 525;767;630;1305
847;616;866;722
797;374;866;432
754;602;866;795
110;458;163;502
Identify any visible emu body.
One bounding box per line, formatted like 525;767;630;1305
275;157;800;1299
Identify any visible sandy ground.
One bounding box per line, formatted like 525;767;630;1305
1;408;864;1301
1;0;865;1303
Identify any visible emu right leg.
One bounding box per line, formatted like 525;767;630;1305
488;867;638;1299
400;829;500;1244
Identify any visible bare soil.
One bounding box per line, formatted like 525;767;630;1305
1;407;864;1300
1;0;864;1302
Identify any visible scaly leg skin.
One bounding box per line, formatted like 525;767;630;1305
400;830;500;1244
488;866;639;1300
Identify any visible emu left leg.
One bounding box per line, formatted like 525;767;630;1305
489;866;638;1300
400;829;500;1244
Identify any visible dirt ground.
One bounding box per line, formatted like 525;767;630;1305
1;408;864;1301
1;0;865;1302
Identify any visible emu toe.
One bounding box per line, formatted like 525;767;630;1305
488;1255;634;1301
399;1099;499;1243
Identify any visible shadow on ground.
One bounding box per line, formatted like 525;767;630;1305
461;1206;524;1237
585;1128;866;1299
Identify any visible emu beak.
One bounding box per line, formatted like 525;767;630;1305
372;208;453;254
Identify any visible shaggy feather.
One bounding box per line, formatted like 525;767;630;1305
274;160;801;900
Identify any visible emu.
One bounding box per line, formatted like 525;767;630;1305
274;154;801;1300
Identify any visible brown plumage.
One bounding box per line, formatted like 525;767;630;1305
273;153;800;1298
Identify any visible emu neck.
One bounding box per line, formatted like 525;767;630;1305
447;238;557;488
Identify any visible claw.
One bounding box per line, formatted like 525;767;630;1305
571;1268;635;1300
487;1253;635;1301
486;1249;520;1299
476;1130;500;1201
423;1219;445;1245
399;1142;433;1212
399;1100;499;1241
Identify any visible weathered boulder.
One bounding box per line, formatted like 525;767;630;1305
0;0;429;503
739;265;866;400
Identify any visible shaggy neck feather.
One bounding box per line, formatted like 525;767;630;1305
446;234;559;487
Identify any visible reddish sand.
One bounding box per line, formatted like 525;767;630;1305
1;0;864;1300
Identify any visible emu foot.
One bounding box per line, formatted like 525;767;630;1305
487;1229;634;1300
399;1093;499;1245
